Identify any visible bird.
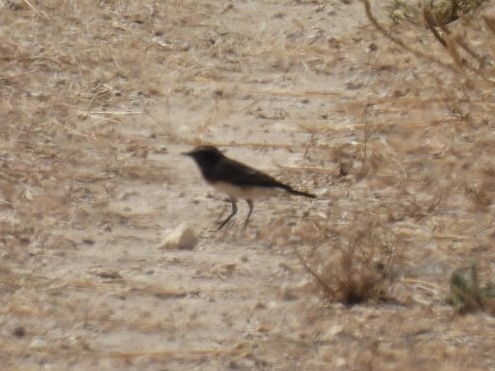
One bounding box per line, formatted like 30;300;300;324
183;145;316;229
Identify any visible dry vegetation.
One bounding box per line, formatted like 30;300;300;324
1;0;495;369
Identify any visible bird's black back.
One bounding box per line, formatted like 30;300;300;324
186;146;316;198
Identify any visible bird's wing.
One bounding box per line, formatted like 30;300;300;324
217;158;290;190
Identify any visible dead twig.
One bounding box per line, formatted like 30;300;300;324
423;6;447;47
293;247;334;296
361;0;455;72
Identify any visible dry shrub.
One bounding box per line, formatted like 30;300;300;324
280;0;495;305
298;240;390;305
387;0;488;25
387;0;423;23
364;0;495;88
355;0;495;312
290;208;398;305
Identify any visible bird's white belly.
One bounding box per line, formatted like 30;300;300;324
211;181;282;199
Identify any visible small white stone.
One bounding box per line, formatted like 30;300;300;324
159;224;198;250
324;324;344;339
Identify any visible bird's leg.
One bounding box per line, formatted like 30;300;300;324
244;199;254;229
218;197;237;230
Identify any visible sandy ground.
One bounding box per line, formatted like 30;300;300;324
1;0;495;369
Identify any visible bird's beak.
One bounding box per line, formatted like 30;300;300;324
182;151;193;156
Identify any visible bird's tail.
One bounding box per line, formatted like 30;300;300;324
287;188;316;198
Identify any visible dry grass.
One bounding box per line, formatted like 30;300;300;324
299;0;495;299
1;0;495;369
292;0;495;311
284;0;495;361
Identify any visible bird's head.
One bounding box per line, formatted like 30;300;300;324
183;145;224;168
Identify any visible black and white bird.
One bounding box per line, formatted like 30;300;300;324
183;145;316;229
